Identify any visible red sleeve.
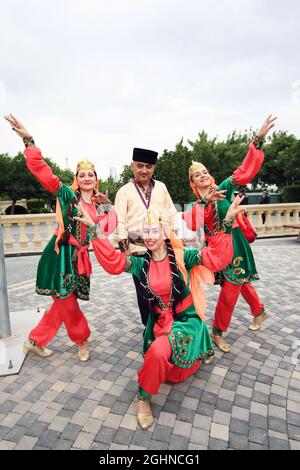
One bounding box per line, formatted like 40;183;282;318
232;142;264;186
91;237;126;274
182;201;203;231
24;146;60;193
98;208;118;236
202;232;234;272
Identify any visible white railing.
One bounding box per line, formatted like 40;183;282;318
2;214;56;255
1;203;300;255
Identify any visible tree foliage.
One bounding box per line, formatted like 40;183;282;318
1;129;299;212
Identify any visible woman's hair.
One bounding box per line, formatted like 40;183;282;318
139;239;185;318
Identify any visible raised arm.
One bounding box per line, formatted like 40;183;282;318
4;114;60;193
232;115;277;186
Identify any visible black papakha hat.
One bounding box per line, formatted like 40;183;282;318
132;148;158;164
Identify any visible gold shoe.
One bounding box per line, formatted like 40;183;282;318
211;333;230;353
136;399;154;430
23;340;54;358
249;309;269;331
203;355;214;365
78;342;90;362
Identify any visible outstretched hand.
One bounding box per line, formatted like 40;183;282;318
225;195;246;220
74;202;95;227
92;190;110;205
4;114;31;140
257;114;277;140
205;188;226;203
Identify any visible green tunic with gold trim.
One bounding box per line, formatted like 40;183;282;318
185;177;259;285
36;183;91;300
183;142;265;285
24;145;116;301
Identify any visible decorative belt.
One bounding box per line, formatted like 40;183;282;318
154;294;193;315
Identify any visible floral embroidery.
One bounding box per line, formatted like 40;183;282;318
169;332;214;366
61;272;73;289
233;268;246;275
233;257;243;267
176;332;194;358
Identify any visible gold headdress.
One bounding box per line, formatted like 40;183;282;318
143;208;162;225
188;161;207;178
76;159;95;172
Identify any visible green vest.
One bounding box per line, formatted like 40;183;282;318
36;183;90;300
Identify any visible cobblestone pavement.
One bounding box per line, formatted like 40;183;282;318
1;238;300;450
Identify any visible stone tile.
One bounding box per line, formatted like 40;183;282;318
213;411;231;426
249;428;268;446
208;438;228;450
73;432;95;450
103;413;123;429
48;416;69;432
193;414;212;430
229;433;249;450
210;423;229;442
1;413;21;428
231;406;250;422
14;436;39;450
250;402;268;417
91;406;110;421
95;426;117;444
152;425;172;443
168;435;189;450
157;412;177;428
0;441;16;450
173;420;192;438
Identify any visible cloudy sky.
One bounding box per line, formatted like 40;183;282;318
1;0;299;180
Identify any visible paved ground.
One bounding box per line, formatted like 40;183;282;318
1;237;300;450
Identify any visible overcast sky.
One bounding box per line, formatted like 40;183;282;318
1;0;299;180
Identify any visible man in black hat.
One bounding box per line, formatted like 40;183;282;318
114;148;178;326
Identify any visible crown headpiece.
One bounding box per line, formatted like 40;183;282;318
143;209;162;225
188;161;207;178
76;159;95;172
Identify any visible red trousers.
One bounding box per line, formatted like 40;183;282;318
29;294;90;347
213;280;264;333
138;335;200;395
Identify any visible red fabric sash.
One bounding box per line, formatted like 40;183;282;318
54;229;92;277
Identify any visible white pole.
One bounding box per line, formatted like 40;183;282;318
0;214;11;338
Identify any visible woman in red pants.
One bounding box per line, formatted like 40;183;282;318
4;114;117;361
74;197;244;429
183;115;277;353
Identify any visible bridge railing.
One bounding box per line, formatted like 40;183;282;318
1;203;300;255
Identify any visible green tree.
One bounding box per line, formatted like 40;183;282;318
260;131;300;188
0;152;75;214
98;177;122;204
155;140;193;208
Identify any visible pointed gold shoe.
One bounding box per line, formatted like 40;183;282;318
78;342;90;362
211;333;230;353
249;309;269;331
203;355;214;365
136;399;154;430
23;340;54;358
